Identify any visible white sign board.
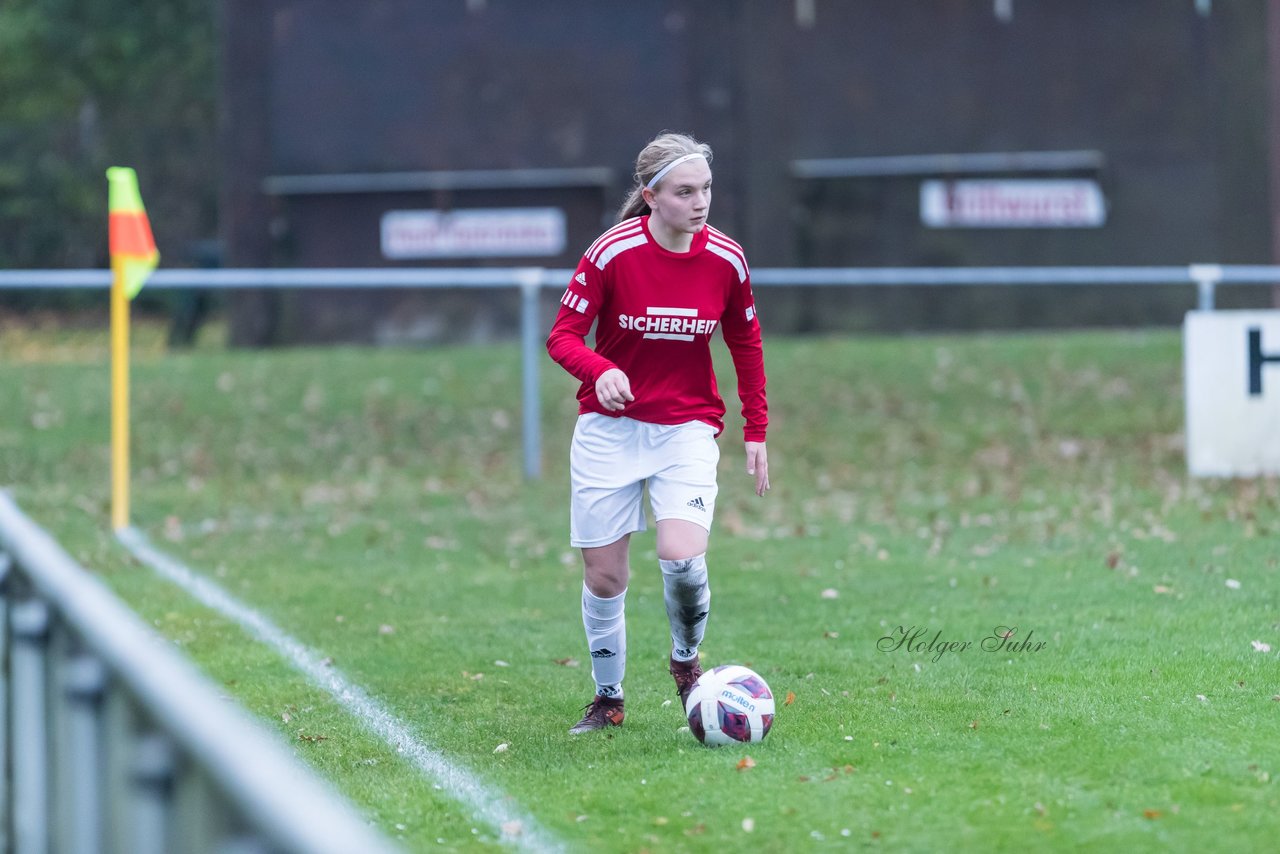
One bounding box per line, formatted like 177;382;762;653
920;179;1106;228
381;208;566;259
1184;310;1280;477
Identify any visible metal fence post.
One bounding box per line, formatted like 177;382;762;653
10;600;51;854
1189;264;1222;311
64;655;107;854
132;734;175;854
518;268;545;480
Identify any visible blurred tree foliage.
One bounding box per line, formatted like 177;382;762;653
0;0;217;290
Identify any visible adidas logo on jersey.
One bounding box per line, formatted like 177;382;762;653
574;272;587;286
686;497;706;512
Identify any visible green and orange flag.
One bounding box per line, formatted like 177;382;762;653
107;167;159;299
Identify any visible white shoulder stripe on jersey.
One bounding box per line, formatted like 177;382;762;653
706;243;747;283
706;231;748;263
586;217;641;252
586;219;644;262
705;226;744;253
594;234;648;269
587;226;645;265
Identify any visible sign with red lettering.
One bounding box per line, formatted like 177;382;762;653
920;180;1106;228
381;208;566;258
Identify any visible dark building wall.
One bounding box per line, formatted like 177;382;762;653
266;1;697;176
220;0;1271;342
736;0;1267;267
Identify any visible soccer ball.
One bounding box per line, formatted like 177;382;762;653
685;664;775;746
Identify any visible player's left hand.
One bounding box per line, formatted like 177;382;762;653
745;441;769;497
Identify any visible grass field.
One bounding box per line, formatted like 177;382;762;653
3;318;1279;852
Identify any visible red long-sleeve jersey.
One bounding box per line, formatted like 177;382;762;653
546;215;767;441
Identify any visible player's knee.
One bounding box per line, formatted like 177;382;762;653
583;558;628;598
656;520;708;561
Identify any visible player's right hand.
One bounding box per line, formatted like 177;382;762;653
595;368;634;412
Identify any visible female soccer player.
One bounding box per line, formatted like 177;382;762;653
546;131;770;734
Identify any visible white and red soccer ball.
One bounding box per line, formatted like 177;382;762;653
685;664;775;746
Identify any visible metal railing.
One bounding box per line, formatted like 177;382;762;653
2;264;1277;480
0;492;401;854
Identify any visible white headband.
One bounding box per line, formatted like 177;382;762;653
645;152;708;189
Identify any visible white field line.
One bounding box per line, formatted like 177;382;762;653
116;526;563;853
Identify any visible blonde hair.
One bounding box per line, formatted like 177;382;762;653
617;132;714;222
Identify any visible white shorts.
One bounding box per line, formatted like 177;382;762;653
569;413;720;548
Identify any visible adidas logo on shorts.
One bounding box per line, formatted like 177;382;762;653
686;497;706;511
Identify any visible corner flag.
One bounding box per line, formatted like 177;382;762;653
107;167;159;298
108;166;158;530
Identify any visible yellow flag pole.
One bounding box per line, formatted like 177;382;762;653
110;259;130;530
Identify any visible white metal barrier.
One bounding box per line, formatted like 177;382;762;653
0;492;401;854
2;264;1276;479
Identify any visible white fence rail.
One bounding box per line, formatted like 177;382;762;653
0;492;401;854
3;265;1276;479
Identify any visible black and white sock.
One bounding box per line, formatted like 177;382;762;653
659;554;710;662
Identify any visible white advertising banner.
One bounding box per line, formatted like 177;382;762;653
381;208;566;258
1184;310;1280;477
920;179;1106;228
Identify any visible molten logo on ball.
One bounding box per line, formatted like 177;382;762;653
685;664;775;747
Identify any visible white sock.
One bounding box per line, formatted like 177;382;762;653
581;584;626;698
659;554;709;662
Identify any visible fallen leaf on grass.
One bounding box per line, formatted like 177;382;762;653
1142;809;1162;820
553;657;580;667
1153;585;1173;595
737;756;756;771
297;732;327;743
164;516;184;542
969;720;980;730
785;691;796;706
